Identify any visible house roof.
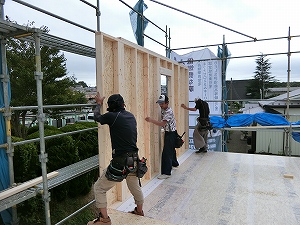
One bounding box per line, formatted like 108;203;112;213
241;88;300;114
259;88;300;108
268;87;300;92
225;79;251;100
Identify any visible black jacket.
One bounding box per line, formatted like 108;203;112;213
94;104;138;157
195;100;210;118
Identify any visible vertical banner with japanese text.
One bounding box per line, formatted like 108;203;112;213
171;48;222;151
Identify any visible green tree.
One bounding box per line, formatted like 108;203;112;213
77;81;88;87
12;136;39;182
246;53;277;99
60;122;99;197
6;22;87;138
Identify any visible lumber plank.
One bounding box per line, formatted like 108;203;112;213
0;171;59;200
283;174;294;179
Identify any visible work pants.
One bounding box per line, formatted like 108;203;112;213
94;168;144;208
161;131;179;175
193;122;209;149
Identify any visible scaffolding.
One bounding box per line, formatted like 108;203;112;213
0;17;100;225
156;2;300;156
1;1;300;225
0;1;180;224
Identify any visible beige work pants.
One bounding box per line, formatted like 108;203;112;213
94;168;144;208
193;122;209;150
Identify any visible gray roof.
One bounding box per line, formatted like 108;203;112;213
259;88;300;108
226;79;251;100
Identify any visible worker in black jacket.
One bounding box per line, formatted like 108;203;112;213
88;92;144;225
181;98;210;153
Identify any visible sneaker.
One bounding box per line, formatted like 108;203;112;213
87;213;111;225
157;174;171;179
195;148;203;153
172;163;179;167
195;147;207;153
130;207;144;216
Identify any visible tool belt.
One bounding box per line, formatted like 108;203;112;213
105;151;138;182
196;117;212;131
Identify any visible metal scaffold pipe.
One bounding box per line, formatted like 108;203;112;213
34;32;51;225
12;0;95;33
285;27;291;156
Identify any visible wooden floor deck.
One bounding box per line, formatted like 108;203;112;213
109;150;300;225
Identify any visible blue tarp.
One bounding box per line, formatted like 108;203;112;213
292;132;300;142
210;113;300;143
291;121;300;143
0;44;12;224
226;114;254;127
210;116;226;128
254;113;290;126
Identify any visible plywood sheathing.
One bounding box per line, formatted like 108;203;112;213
141;151;300;224
107;208;174;225
95;31;189;207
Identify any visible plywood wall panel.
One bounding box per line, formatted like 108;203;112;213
141;53;151;179
103;39;115;91
95;33;113;174
136;51;146;158
151;56;162;174
95;31;189;207
122;46;133;102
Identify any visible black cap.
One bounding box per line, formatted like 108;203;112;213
107;94;124;104
194;98;202;103
107;94;125;112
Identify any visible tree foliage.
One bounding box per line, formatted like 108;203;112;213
59;122;99;197
12;136;39;183
246;53;278;99
273;81;300;87
76;81;88;87
6;21;87;138
26;128;79;201
24;122;98;200
9;123;99;224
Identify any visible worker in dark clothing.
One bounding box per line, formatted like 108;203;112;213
181;98;210;153
87;92;144;225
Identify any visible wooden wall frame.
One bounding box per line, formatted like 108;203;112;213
95;32;189;206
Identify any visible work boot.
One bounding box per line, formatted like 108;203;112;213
87;213;111;225
130;207;144;216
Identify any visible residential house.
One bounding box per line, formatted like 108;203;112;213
241;88;300;156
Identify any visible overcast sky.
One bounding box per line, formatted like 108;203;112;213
4;0;300;86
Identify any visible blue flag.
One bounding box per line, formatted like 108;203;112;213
129;0;148;46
